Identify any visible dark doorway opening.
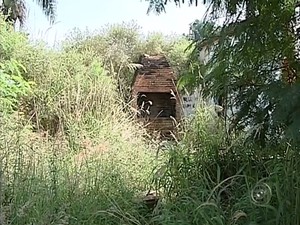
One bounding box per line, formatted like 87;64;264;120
137;92;176;118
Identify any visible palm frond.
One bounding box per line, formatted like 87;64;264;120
1;0;26;27
33;0;56;24
1;0;56;27
15;0;26;26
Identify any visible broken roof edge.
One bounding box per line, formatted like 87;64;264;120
138;53;168;61
131;53;173;85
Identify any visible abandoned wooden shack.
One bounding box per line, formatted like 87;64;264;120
131;54;182;137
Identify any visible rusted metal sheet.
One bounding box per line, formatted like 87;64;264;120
132;55;177;91
131;54;182;137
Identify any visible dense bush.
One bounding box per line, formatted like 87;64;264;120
0;17;160;225
1;12;300;225
151;103;300;225
0;17;33;112
64;23;191;101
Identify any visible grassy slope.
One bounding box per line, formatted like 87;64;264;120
0;18;161;225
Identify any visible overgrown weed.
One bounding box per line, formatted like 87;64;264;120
152;102;300;225
0;16;160;225
2;14;300;225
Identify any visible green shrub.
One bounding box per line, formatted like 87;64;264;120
0;15;33;112
0;16;159;225
152;104;300;225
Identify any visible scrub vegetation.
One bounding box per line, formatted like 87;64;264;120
1;0;300;224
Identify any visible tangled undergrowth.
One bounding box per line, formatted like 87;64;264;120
151;105;300;225
1;15;300;225
0;16;160;225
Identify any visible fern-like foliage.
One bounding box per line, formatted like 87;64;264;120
203;0;300;146
146;0;199;14
149;0;300;146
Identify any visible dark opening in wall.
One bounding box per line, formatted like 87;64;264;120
137;92;176;118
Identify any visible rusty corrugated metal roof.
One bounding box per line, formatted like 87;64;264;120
131;54;181;138
132;54;177;93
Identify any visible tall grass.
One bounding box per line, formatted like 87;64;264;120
151;103;300;225
0;16;160;225
2;15;300;225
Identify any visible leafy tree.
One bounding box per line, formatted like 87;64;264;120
65;24;190;102
64;22;144;101
178;19;218;92
1;0;56;27
146;0;199;14
148;0;300;146
165;36;191;77
141;32;191;76
0;15;33;112
142;32;169;54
